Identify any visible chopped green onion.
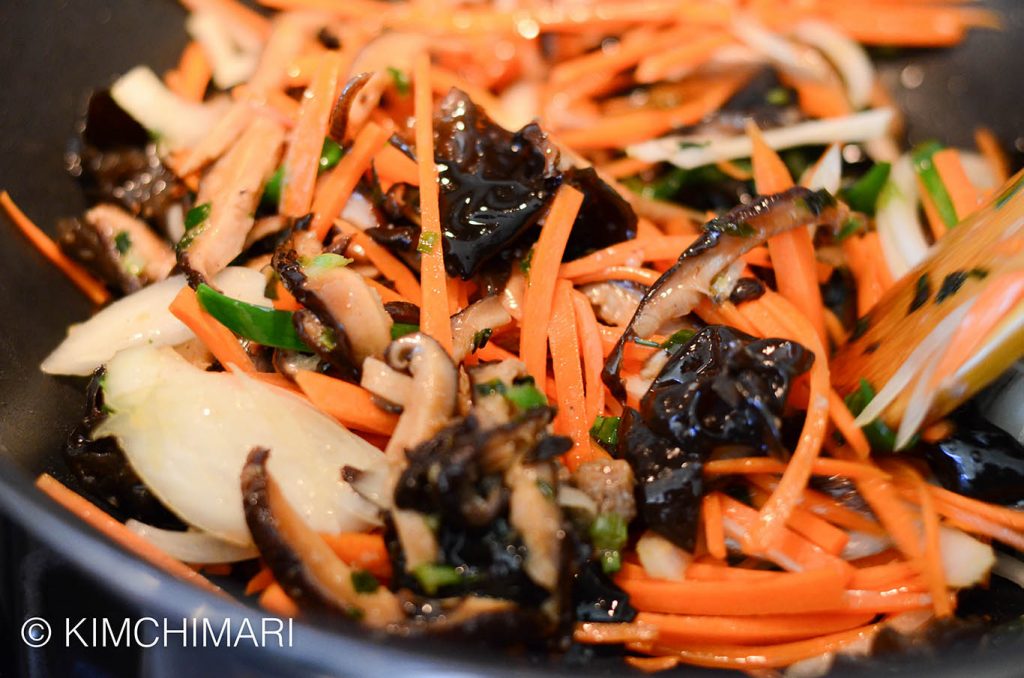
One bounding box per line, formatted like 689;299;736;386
843;378;901;452
835;215;866;243
319;326;338;352
590;512;628;575
262;139;344;208
319;138;344;172
350;570;380;594
417;231;439;254
912;141;959;229
536;478;555;500
633;337;661;348
391;322;419;339
474;379;507;397
599;549;622;574
841;162;891;215
471;328;493;353
302;252;353;275
519;249;534;275
195;283;309;352
114;231;132;255
660;328;696;350
765;87;791;107
387;66;411;95
412;563;462;596
185;203;211;231
505;378;548;411
262;167;285;208
590;415;621;447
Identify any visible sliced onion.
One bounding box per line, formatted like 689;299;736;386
636;530;691;581
876;155;930;279
96;345;386;545
110;66;229;149
959;150;999;191
186;11;260;89
853;298;974;428
42;267;271;377
940;525;995;587
556;485;598;516
341;192;379;231
982;363;1024;444
800;143;843;195
731;18;831;83
126;519;257;563
841;530;891;561
360;356;413;407
629;108;893;169
793;21;875;109
993;551;1024;589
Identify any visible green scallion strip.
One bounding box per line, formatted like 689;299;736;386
195;283;308;352
912;142;959;229
841;162;891;215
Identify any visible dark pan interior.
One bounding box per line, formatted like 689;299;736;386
0;1;1023;676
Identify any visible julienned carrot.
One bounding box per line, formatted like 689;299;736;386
272;278;303;311
574;621;658;645
625;656;680;673
639;611;876;647
747;475;886;537
169;286;255;372
682;563;776;582
259;582;299;617
520;184;584;384
571;289;606;426
245;566;274;595
842;588;936;614
311;121;393;239
294;369;398;435
856;476;924;559
363;276;410;305
167;42;212;102
828;389;871;459
904;470;953;618
748;123;827;345
703;457;887;480
975;128;1010;183
747;485;849;556
634;31;732;84
550;280;600;471
932;149;981;220
559;235;694;279
181;0;272;40
786;73;852;120
928;271;1024;392
616;565;850;616
414;53;454;355
632;623;882;670
742;293;831;554
281;52;344;217
252;372;305;395
0;191;110;305
703;494;727;560
599;156;654;180
335;221;422;302
848;560;923;592
374;143;420;186
923;483;1024;533
571;266;661;287
36;474;225;597
320;532;392;580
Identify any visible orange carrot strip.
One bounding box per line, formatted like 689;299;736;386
574;621;658;645
320;532;393;580
169;286;255;372
363;277;410;305
252;372;304;395
616;566;850;616
414;53;454;354
634;623;881;670
922;419;955;444
550;280;599;470
634;31;732;84
975;128;1009;183
747;476;886;537
374;143;420;186
572;289;607;426
177;42;213;102
841;588;935;614
640;611;876;647
571;266;661;287
625;656;680;673
856;476;923;559
749;123;826;344
245;566;274;596
181;0;271;40
520;185;585;384
600;156;654;180
906;471;953;618
281;52;344;217
0;191;110;305
848;561;923;592
828;389;871;459
703;457;886;480
259;582;299;617
294;370;398;435
703;494;727;560
36;474;225;596
933;148;981;220
925;484;1024;533
272;279;303;311
683;563;777;582
429;66;505;119
788;74;852;119
311;121;393;239
337;222;422;302
559;236;694;279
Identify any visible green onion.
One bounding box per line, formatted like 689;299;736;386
912;141;959;229
599;549;622;574
319;138;344;172
843;379;899;452
536;478;555;500
633;337;661;348
350;570;380;594
262;167;285;208
470;328;493;353
387;66;411;95
590;415;621;447
660;328;695;350
519;249;534;275
195;283;309;352
412;563;462;596
417;231;439;254
835;215;867;243
765;87;791;107
391;322;419;339
185;203;211;231
114;231;132;255
590;512;628;575
474;379;507;397
302;252;353;275
505;378;548;411
841;162;891;215
262;139;344;208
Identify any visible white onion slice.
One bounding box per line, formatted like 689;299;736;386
876;155;930;279
731;18;831;83
982;363;1024;444
186;12;261;89
993;551;1024;589
95;345;385;545
111;66;228;149
853;301;973;427
841;530;891;561
556;486;598;516
801;143;843;195
126;519;257;563
940;525;995;588
636;531;691;581
628;108;893;169
792;21;875;110
42;267;271;377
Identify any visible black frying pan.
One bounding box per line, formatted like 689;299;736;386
0;1;1022;676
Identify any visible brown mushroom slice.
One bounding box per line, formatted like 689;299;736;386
180;116;286;285
603;186;846;398
360;357;413;409
506;463;563;591
304;266;393;365
330;71;391;142
450;295;513;363
86;204;176;284
241;446;403;628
